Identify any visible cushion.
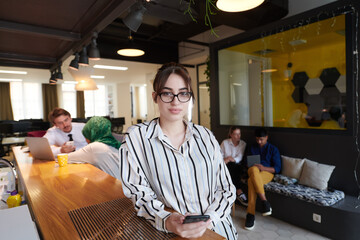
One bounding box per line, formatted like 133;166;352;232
281;155;305;179
273;174;298;185
265;181;344;206
299;158;335;190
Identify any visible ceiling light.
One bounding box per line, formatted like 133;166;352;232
90;75;105;79
55;66;63;80
123;3;147;32
79;46;89;66
69;53;80;70
64;81;77;84
49;71;57;84
75;78;98;91
93;65;128;71
117;33;145;57
0;70;27;74
262;69;278;73
0;78;22;82
216;0;264;12
88;32;101;60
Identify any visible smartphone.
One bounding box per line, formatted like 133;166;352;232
183;215;210;224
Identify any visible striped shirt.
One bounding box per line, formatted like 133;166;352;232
119;118;237;239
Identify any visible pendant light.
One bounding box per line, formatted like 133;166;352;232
216;0;264;12
117;31;145;57
78;46;89;66
88;32;101;60
69;53;80;70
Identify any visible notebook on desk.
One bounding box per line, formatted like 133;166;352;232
25;137;55;161
247;155;261;167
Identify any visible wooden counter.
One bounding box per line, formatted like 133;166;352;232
13;146;224;240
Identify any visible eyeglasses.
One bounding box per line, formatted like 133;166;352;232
158;92;192;103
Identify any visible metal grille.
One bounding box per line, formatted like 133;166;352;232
68;198;175;240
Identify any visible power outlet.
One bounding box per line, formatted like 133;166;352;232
313;213;321;223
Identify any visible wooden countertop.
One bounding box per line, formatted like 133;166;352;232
13;146;224;240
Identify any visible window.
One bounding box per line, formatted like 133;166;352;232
10;82;43;120
217;14;347;131
84;85;107;117
61;83;76;118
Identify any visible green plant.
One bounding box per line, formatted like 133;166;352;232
204;56;211;92
184;0;219;36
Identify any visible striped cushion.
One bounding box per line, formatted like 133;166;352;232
265;180;344;206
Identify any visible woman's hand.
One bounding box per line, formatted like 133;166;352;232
224;157;235;164
165;213;211;239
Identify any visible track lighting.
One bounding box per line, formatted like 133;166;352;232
88;32;100;60
49;71;57;84
79;46;89;66
55;65;63;80
123;2;146;32
69;53;79;70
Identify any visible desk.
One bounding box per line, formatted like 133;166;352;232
2;137;25;145
1;137;25;156
13;146;224;240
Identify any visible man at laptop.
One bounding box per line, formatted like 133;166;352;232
43;108;87;156
244;127;281;231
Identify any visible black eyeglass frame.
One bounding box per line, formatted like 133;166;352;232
158;92;193;103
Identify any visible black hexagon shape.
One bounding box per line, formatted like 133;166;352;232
291;72;309;88
319;67;340;87
291;87;309;103
320;86;341;107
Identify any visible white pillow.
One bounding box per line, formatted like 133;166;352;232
281;155;305;179
299;158;335;190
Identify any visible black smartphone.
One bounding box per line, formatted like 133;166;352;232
183;215;210;224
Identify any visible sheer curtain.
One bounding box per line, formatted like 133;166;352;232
84;85;107;118
10;82;42;120
0;82;14;120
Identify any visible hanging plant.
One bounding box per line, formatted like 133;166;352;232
204;56;211;93
184;0;219;36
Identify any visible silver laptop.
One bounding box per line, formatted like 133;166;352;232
247;155;261;167
25;137;55;161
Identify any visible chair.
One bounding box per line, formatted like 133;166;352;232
27;130;47;137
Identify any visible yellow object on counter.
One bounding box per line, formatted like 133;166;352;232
57;153;68;167
7;190;21;208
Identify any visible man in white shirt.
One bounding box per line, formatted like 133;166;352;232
43;108;87;156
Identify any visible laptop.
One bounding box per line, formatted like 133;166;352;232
25;137;55;161
247;155;261;167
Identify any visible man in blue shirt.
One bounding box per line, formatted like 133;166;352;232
244;127;281;230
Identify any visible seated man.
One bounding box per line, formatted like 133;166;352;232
43;108;87;156
244;127;281;230
220;126;248;206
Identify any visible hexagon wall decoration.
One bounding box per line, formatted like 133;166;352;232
335;75;346;93
305;78;323;95
319;67;340;87
291;71;309;88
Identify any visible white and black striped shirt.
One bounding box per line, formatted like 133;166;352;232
119;118;237;239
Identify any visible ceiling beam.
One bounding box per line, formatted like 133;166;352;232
0;52;56;64
0;20;81;41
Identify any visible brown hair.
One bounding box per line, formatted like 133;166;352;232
48;108;71;123
228;126;241;138
153;62;194;101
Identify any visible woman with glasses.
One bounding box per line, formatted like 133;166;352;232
119;62;237;239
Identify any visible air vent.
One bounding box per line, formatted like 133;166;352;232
289;39;307;46
253;49;276;55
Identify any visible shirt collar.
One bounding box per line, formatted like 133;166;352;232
145;118;200;141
